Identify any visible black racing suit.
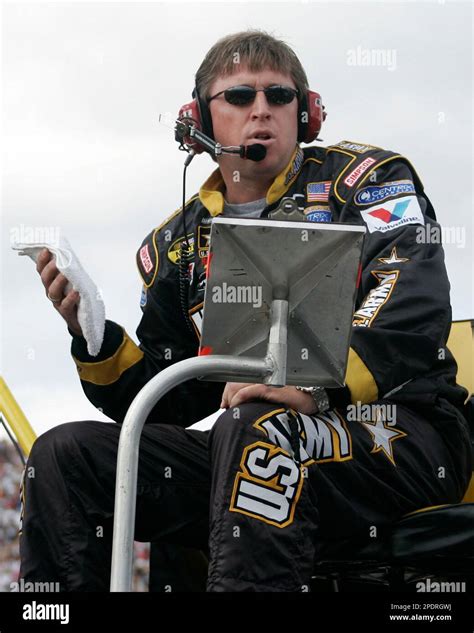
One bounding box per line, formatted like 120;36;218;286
19;140;472;591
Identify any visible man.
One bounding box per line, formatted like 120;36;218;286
20;30;471;592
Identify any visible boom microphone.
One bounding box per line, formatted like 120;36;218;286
241;144;267;162
175;118;267;162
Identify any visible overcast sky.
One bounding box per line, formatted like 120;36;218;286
1;0;473;440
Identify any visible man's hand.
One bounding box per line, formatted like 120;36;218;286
220;382;318;415
36;248;83;337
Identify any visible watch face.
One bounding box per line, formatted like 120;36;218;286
296;386;330;413
314;388;330;412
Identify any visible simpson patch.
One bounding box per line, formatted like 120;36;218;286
343;157;377;187
137;233;158;288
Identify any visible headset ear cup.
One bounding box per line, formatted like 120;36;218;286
194;87;214;140
176;88;215;154
177;97;205;154
299;90;325;144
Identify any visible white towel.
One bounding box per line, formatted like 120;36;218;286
12;236;106;357
188;408;225;431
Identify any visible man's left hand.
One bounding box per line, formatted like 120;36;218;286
220;382;318;415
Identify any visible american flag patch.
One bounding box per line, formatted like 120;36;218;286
307;181;331;202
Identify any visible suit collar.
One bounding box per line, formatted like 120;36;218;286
198;144;304;216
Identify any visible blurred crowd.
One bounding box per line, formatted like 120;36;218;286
0;440;22;591
0;439;149;592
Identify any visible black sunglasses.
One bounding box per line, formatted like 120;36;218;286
207;84;299;106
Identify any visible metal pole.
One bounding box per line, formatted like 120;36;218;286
266;299;289;387
110;355;271;591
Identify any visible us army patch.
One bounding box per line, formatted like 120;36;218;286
197;225;211;258
353;270;399;327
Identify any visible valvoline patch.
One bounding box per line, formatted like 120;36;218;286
360;195;424;234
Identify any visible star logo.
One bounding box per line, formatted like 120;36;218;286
377;247;410;264
360;417;407;466
198;225;212;257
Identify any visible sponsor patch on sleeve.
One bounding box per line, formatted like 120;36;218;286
354;180;416;206
197;225;211;258
140;285;147;308
167;234;195;264
136;231;159;287
343;157;377;187
304;206;332;223
353;270;399;327
359;195;425;234
140;244;153;274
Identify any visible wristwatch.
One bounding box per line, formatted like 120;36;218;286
295;386;330;413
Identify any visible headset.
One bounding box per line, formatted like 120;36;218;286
177;86;327;154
